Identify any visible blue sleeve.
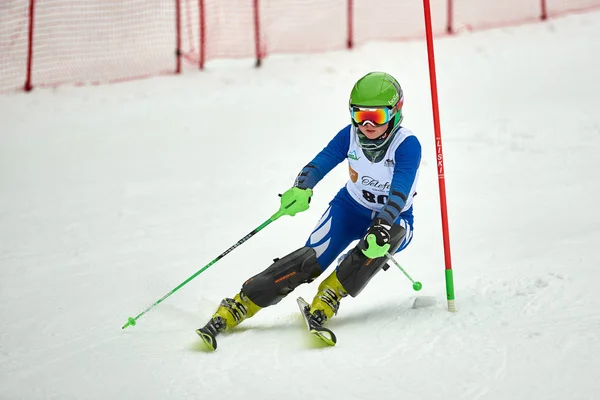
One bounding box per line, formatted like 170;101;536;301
377;135;421;225
294;125;351;189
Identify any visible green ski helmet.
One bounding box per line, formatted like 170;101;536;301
349;72;404;151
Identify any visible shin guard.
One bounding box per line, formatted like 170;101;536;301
337;224;406;297
242;246;323;307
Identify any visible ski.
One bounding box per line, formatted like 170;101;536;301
296;297;337;346
195;316;225;351
195;327;217;351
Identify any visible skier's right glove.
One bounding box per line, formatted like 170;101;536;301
272;187;312;219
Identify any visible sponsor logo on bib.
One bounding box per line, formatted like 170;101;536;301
349;166;358;183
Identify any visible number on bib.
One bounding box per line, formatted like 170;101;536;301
362;190;388;205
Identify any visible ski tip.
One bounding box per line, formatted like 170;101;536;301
195;328;217;351
297;297;337;347
311;328;337;346
296;296;310;308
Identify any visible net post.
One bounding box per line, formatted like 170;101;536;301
540;0;548;20
25;0;36;91
253;0;262;67
446;0;453;34
199;0;205;69
347;0;354;49
175;0;182;74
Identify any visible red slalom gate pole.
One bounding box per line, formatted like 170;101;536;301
422;0;456;312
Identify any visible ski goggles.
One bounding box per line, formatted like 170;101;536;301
350;106;394;126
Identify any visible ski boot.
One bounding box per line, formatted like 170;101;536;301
297;271;348;346
309;271;347;324
196;292;260;351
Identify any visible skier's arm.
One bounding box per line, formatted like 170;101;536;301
377;135;421;224
294;126;350;189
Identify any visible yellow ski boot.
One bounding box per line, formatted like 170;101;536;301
296;271;348;346
196;291;261;351
309;270;348;325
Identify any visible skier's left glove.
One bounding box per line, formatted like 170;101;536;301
272;187;313;219
360;218;392;259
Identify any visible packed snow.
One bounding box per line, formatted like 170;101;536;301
1;10;599;400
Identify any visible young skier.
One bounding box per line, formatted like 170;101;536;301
197;71;422;350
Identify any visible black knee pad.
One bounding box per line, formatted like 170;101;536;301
337;224;406;297
242;246;323;307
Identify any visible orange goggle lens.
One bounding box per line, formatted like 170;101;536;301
350;107;392;126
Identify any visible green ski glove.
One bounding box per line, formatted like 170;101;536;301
360;218;392;259
271;187;313;220
361;235;391;259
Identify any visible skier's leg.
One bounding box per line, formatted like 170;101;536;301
197;246;322;350
202;246;322;335
304;192;376;324
241;246;323;307
336;218;411;297
309;217;413;325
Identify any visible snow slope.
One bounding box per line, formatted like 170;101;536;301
1;11;600;400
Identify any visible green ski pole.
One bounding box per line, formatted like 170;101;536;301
385;252;422;291
122;210;287;329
